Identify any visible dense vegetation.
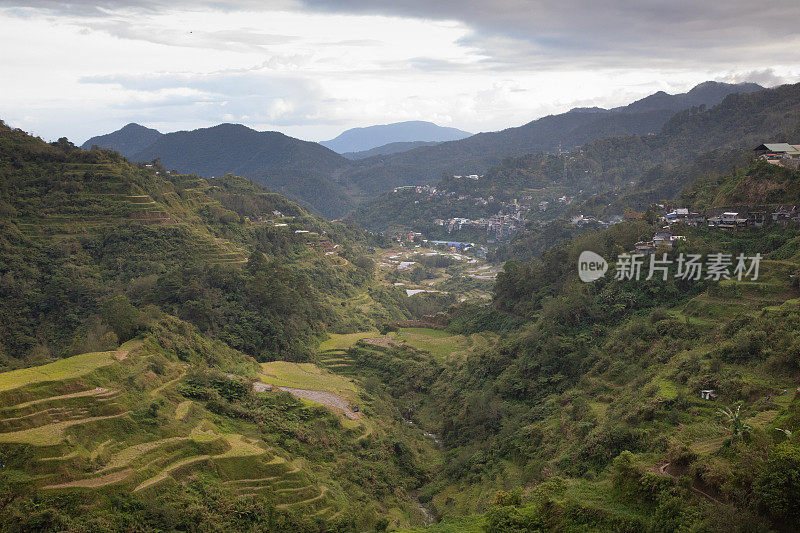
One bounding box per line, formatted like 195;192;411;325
378;163;800;531
0;122;407;369
4;85;800;532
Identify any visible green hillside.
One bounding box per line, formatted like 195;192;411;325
0;122;455;531
0;122;418;369
352;82;800;238
0;316;444;531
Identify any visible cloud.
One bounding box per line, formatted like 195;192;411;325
3;0;800;144
79;68;346;127
716;68;789;88
295;0;800;69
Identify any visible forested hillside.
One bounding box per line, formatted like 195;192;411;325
0;122;458;531
353;82;800;236
381;166;800;529
0;122;407;369
3;119;800;532
339;81;762;194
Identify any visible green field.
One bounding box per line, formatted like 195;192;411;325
393;328;470;360
259;361;358;397
0;350;117;393
317;331;379;352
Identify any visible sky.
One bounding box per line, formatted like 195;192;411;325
2;0;800;144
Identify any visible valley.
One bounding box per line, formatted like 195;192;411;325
3;81;800;533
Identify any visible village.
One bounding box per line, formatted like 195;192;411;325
393;179;579;241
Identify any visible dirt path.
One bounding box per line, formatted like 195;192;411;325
361;337;401;348
114;339;143;361
276;386;362;420
276;485;328;509
655;461;723;504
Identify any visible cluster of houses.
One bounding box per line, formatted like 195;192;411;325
434;211;525;239
393;185;438;194
538;195;574;212
570;213;623;228
664;206;800;229
634;227;686;254
631;202;800;254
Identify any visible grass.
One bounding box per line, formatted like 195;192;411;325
656;379;679;401
0;351;117;393
258;361;357;397
317;331;378;352
0;412;129;446
393;328;469;361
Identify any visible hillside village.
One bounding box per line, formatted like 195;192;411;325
392;180;576;241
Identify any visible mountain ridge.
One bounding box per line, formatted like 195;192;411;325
320;120;471;153
81;122;163;158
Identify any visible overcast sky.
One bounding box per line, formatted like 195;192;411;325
2;0;800;144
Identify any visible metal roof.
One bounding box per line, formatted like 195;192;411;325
756;143;795;152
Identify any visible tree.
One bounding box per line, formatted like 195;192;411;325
718;405;751;441
754;441;800;522
101;295;142;343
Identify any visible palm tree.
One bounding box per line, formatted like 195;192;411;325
719;404;751;440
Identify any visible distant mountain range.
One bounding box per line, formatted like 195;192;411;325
81;81;764;218
337;81;765;194
320;121;471;154
342;140;441;160
352;82;800;235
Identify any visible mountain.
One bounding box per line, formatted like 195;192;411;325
615;80;764;113
342;140;441;160
340;82;764;194
320;120;471;153
0;123;449;530
80;82;762;220
126;123;354;218
352;82;800;236
81;122;164;158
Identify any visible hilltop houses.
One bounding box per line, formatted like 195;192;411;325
707;211;748;229
634;227;685;254
665;208;704;226
754;143;800;160
772;205;798;225
659;202;800;232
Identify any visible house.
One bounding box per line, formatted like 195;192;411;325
772;205;798;226
754;143;800;159
700;389;717;400
709;211;748;229
747;210;767;227
652;230;673;248
665;208;704;226
634;241;655;254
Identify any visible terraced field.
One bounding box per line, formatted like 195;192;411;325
0;340;339;519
